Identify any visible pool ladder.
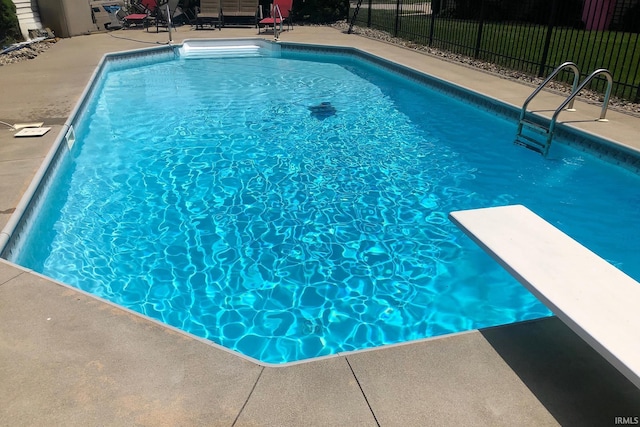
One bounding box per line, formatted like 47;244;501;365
515;62;613;157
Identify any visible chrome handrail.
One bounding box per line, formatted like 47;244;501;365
547;69;613;143
519;61;581;123
167;3;173;43
273;4;283;40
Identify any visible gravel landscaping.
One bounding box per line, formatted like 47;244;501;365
332;21;640;117
0;39;57;66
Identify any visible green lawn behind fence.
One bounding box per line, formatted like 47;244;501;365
358;9;640;101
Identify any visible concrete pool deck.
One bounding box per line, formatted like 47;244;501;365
1;26;639;425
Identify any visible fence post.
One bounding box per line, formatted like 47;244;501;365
474;0;486;59
394;0;401;37
538;0;559;77
429;1;436;46
367;0;372;28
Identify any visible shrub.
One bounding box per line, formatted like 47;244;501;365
0;0;23;47
618;2;640;33
290;0;349;24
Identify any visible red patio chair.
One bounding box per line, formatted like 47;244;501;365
257;0;293;34
122;0;157;28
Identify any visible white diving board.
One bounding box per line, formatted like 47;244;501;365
449;204;640;389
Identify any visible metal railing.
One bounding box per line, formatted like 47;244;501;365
350;0;640;102
551;68;613;130
518;61;581;128
167;3;173;43
273;4;283;40
515;65;612;156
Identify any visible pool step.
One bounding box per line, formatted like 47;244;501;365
178;39;281;59
514;133;546;154
519;119;549;135
180;44;262;58
515;119;551;155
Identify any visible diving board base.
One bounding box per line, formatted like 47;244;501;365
449;204;640;390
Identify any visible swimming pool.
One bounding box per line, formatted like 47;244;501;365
3;40;640;364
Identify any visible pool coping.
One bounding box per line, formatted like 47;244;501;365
2;255;487;368
2;37;640;367
1;27;639;425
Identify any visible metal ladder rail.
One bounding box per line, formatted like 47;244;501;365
166;3;173;43
517;61;581;135
273;4;283;40
348;0;365;34
544;69;613;155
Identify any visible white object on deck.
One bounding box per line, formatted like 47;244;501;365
13;122;44;129
449;204;640;389
13;127;51;137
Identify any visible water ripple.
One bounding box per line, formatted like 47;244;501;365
35;56;640;364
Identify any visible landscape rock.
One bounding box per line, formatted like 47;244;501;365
331;21;640;117
0;40;57;66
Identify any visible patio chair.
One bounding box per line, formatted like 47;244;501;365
140;0;157;11
122;0;157;29
257;0;293;34
221;0;260;27
179;6;198;26
122;13;150;28
148;0;181;32
196;0;222;29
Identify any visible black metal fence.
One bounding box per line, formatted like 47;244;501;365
350;0;640;101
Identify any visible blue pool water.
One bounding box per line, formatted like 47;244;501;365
12;49;640;364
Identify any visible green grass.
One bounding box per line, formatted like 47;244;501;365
355;9;640;101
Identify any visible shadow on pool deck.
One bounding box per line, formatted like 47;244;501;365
479;319;640;426
1;26;639;425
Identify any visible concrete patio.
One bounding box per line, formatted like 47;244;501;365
1;25;639;426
